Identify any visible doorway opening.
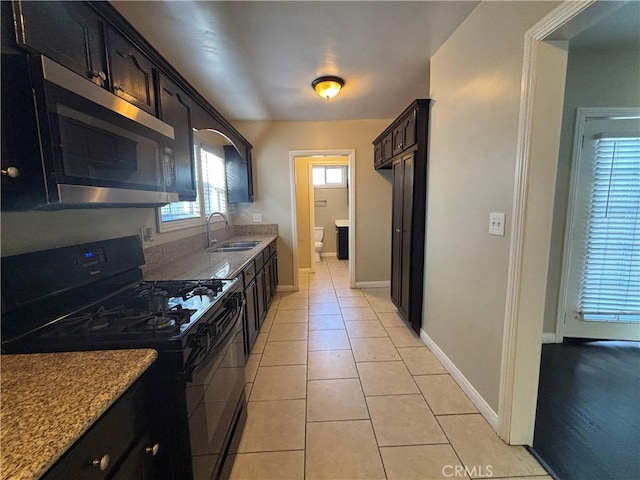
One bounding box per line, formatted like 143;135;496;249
289;149;356;291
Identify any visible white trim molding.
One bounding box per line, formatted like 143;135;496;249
276;285;295;293
498;0;596;445
541;333;557;344
355;281;391;289
421;329;499;430
289;149;357;291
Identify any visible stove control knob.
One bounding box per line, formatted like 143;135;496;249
145;443;160;456
92;453;110;471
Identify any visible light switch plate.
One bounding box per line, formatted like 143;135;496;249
253;213;263;223
489;213;506;236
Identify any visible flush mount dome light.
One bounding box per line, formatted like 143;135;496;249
312;76;344;99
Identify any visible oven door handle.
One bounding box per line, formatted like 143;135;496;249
183;295;245;382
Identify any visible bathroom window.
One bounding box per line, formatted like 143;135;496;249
312;166;347;188
158;143;227;231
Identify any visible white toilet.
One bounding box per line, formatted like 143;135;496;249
314;227;324;262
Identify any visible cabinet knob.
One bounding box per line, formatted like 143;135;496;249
145;443;160;456
1;167;19;178
113;84;124;92
395;228;402;233
92;454;110;471
89;70;107;81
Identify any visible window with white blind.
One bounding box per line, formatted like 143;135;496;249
579;134;640;322
560;109;640;341
159;143;227;231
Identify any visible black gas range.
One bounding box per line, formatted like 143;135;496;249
1;235;247;480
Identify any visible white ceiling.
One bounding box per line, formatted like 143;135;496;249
570;1;640;50
111;1;479;122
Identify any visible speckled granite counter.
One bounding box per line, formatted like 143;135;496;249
0;349;157;480
144;234;278;280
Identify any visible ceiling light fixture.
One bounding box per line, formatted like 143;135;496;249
312;76;344;99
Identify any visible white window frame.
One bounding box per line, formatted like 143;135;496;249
312;165;347;188
157;142;227;233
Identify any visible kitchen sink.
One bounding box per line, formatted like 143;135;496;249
208;241;260;253
220;241;261;248
209;246;254;253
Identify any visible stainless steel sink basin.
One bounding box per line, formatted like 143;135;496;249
221;241;261;248
209;246;254;253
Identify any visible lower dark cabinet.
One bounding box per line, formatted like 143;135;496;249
43;373;160;480
243;240;278;356
336;226;349;260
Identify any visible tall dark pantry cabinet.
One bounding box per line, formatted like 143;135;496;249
373;100;430;334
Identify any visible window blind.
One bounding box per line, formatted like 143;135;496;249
579;135;640;322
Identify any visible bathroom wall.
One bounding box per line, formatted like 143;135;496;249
314;187;348;254
295;156;312;269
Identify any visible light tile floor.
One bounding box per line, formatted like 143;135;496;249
228;258;551;480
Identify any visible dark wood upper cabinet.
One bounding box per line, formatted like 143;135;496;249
158;74;196;201
106;27;157;116
374;108;418;169
225;145;254;203
3;1;253;210
13;1;107;87
374;99;430;333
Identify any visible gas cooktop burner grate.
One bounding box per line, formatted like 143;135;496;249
57;304;197;336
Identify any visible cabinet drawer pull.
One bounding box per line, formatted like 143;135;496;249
145;443;160;456
1;167;19;178
92;454;110;471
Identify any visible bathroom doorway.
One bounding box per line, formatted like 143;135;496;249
289;149;355;291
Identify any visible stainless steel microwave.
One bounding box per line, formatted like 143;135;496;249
2;55;178;208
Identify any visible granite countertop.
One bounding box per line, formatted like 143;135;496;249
144;234;278;280
0;349;157;480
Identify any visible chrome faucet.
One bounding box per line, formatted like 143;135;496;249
205;212;230;248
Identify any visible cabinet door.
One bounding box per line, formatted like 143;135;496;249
14;1;107;87
373;142;383;168
391;160;404;311
107;27;156;115
400;154;414;316
382;135;393;162
225;145;253;203
256;269;266;327
158;74;196;201
392;125;404;156
391;154;414;316
402;112;416;151
244;281;258;354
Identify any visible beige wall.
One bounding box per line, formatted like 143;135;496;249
543;48;640;334
231;119;393;288
424;1;559;412
295;157;312;269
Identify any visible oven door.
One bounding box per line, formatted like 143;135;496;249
185;292;246;480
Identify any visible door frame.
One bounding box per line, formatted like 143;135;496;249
499;0;602;445
289;149;356;291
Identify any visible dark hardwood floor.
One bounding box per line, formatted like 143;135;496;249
532;340;640;480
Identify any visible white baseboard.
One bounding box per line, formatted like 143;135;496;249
355;281;391;288
321;252;337;258
298;268;312;273
541;333;557;344
276;285;295;292
420;329;499;431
